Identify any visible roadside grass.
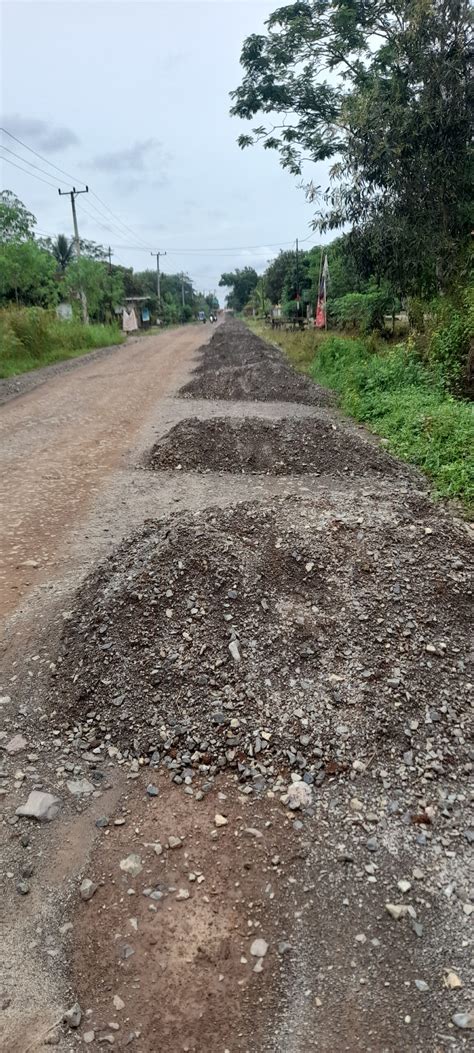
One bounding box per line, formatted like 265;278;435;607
0;307;125;378
248;322;474;516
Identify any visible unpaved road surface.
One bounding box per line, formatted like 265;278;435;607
1;320;472;1053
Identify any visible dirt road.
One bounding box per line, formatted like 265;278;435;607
1;321;472;1053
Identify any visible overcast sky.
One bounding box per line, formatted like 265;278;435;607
1;0;330;301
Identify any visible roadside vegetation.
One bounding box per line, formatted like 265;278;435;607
252;321;474;515
228;0;473;515
0;191;218;378
0;307;124;378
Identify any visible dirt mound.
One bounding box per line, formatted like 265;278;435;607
181;320;332;406
52;495;472;788
146;415;419;481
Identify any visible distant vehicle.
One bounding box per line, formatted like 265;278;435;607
198;310;206;323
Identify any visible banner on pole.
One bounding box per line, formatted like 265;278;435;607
315;254;329;328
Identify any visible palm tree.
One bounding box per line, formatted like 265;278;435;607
51;234;74;273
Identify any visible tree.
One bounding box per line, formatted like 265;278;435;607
51;234;74;273
231;0;472;294
0;240;58;306
219;267;259;311
0;191;36;243
64;258;124;322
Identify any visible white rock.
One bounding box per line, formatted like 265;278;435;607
397;879;412;894
250;939;268;958
415;980;429;992
119;854;143;878
286;782;312;811
214;814;228;827
385;903;416;921
167;836;182;849
83;1032;95;1045
445;971;462;990
113;996;124;1010
67;778;94;796
176;889;190;901
16;790;61;822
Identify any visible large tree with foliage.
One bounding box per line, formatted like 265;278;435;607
219;267;259;311
231;0;472;295
0;191;36;243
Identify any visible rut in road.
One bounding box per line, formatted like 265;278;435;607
1;320;472;1053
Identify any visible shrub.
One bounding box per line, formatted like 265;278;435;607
331;288;394;333
312;335;474;512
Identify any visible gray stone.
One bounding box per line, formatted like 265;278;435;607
119;853;142;877
452;1011;474;1030
67;778;94;796
146;783;159;797
80;878;98;901
16;790;61;822
4;734;27;755
228;640;241;664
95;816;109;828
63;1002;82;1028
16;880;30;895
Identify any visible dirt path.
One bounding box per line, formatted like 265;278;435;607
0;326;209;624
1;321;472;1053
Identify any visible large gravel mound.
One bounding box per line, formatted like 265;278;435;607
146;415;420;482
180;320;332;406
53;495;472;788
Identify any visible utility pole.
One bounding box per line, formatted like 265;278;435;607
295;237;300;323
107;246;113;273
151;250;166;312
58;185;89;324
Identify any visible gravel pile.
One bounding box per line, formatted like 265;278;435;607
180;320;332;405
53;494;472;793
146;415;419;482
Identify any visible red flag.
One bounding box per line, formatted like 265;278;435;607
315;297;325;328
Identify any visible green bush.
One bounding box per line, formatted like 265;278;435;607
0;306;124;378
331;288;394;333
312;335;474;513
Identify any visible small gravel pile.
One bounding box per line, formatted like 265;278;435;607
146;415;419;482
52;494;472;791
180;320;332;406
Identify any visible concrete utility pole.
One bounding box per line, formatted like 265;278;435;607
295;237;300;321
107;246;113;273
151;251;166;311
58;185;89;324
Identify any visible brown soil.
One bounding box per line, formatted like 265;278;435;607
146;415;419;480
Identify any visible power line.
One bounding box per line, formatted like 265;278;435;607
0;126;87;187
89;191;152;250
0;151;59;189
0;125;152;251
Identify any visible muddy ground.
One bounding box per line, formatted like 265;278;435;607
1;320;473;1053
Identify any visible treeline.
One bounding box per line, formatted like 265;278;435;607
0;191;217;325
223;0;472;395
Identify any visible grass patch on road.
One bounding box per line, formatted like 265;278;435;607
0;306;125;378
250;322;474;515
